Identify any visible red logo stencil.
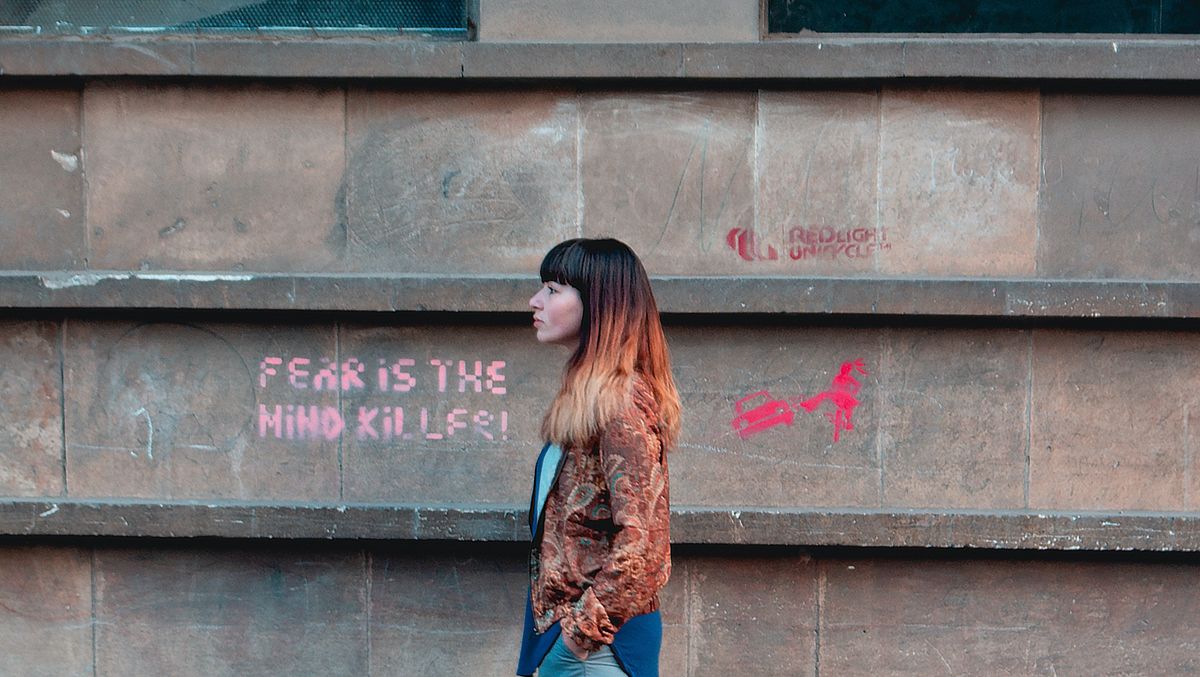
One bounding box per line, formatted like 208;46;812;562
726;228;778;261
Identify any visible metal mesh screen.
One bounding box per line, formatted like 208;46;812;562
768;0;1200;34
1;0;468;37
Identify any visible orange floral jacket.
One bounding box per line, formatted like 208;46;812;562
529;377;671;653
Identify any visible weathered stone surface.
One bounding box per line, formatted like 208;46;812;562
1040;93;1200;280
345;89;577;274
757;90;881;275
0;321;63;496
1190;403;1200;511
368;550;813;676
0;546;93;676
1030;330;1198;510
878;88;1040;277
6;501;1200;551
9;543;1200;677
47;316;1200;514
671;326;882;508
340;323;563;504
464;43;685;78
580;92;755;275
671;508;1200;550
412;506;529;542
84;82;344;271
46;317;1200;515
687;554;817;676
879;329;1028;509
682;41;904;79
1003;280;1173;317
192;41;462;78
478;0;758;42
0;87;84;269
821;557;1200;675
369;547;526;675
95;546;367;676
65;321;339;500
7;38;1200;80
7;273;1200;317
658;556;689;676
0;39;192;76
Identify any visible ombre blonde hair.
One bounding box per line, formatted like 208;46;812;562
539;238;681;450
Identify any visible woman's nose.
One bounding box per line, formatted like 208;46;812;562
529;291;541;309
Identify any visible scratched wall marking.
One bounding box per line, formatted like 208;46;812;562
258;356;509;442
71;323;255;463
727;227;891;262
731;359;867;442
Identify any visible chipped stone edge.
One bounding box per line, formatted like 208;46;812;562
38;271;256;290
5;38;1200;80
8;273;1200;318
5;500;1200;551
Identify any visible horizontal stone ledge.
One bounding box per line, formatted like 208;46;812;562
3;271;1200;319
3;37;1200;80
3;500;1199;551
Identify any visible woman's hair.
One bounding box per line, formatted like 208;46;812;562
539;238;681;449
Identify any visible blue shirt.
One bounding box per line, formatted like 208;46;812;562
517;442;662;677
534;443;562;525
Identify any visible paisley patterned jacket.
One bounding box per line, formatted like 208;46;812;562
529;377;671;654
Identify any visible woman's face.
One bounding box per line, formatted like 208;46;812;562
529;281;583;347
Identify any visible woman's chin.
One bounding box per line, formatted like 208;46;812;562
537;333;576;348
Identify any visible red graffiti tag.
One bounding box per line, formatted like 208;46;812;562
726;228;778;261
730;359;868;443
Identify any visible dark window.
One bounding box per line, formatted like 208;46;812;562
0;0;469;38
768;0;1200;34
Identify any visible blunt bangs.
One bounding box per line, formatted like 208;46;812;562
539;238;587;288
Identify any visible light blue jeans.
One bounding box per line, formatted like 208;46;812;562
538;635;629;677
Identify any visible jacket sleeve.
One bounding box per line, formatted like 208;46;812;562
559;405;669;653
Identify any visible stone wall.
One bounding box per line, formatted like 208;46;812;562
3;13;1200;675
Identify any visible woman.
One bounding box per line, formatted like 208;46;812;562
517;238;681;677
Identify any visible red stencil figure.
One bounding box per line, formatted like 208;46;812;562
791;359;867;442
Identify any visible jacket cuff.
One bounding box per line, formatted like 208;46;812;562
562;587;617;653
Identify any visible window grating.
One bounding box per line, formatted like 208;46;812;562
0;1;469;38
768;0;1200;34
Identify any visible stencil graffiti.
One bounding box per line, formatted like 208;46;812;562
727;228;778;261
787;227;891;261
256;403;508;442
257;355;509;442
793;359;866;442
726;227;892;263
258;357;506;394
731;359;867;443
